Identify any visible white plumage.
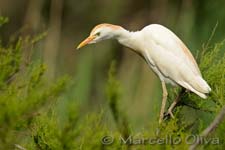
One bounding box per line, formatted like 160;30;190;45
77;23;211;123
141;24;211;98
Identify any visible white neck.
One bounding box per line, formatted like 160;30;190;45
112;28;142;52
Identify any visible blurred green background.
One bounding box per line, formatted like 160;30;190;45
0;0;225;149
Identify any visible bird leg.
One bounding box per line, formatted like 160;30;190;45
159;81;168;124
166;100;177;119
165;88;186;119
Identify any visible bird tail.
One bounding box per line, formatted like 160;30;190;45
194;76;211;94
191;76;211;99
178;76;211;99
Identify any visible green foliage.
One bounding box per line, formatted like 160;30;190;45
106;61;130;142
106;61;121;121
0;18;69;149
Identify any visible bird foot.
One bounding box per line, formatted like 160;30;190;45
167;110;175;119
163;110;175;120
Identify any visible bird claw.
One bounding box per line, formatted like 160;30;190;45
163;110;175;120
167;110;175;119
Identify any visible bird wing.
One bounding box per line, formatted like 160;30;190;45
142;24;211;98
143;24;201;76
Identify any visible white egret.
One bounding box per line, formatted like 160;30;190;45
77;23;211;124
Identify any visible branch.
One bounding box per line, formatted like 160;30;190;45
181;101;214;113
189;105;225;150
5;70;20;85
14;144;27;150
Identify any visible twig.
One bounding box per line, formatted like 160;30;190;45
14;144;27;150
181;102;214;113
189;105;225;150
198;22;218;64
5;70;20;85
204;21;218;50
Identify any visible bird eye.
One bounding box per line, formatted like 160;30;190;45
95;32;101;36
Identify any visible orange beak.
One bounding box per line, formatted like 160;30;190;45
76;35;96;49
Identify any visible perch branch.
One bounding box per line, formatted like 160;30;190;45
181;102;214;113
14;144;27;150
189;105;225;150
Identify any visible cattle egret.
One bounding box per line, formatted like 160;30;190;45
77;23;211;124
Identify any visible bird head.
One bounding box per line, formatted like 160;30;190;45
77;23;122;49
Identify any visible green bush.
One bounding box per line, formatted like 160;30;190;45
0;17;68;149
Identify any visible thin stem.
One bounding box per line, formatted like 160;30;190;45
189;105;225;150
